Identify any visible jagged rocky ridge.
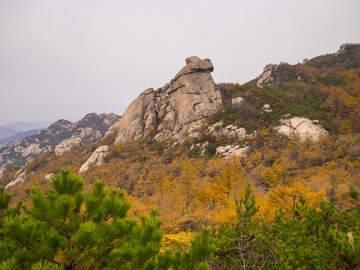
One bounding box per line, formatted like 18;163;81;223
0;129;41;146
7;42;355;183
106;54;334;149
0;113;119;177
106;56;223;145
255;43;360;87
79;56;332;172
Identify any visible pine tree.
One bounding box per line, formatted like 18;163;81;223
0;170;215;270
0;169;164;269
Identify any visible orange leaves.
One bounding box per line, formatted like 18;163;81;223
261;183;326;220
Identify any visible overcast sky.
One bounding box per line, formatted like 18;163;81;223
0;0;359;125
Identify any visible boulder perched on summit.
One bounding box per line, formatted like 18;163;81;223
107;56;223;144
174;56;214;80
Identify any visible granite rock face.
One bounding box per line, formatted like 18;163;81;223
275;117;328;142
54;137;82;156
256;64;277;87
216;145;250;159
79;145;110;172
207;121;247;141
107;56;223;144
5;166;26;190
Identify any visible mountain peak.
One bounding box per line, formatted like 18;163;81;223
174;56;214;80
106;56;223;144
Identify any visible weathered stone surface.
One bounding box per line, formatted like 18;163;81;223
22;143;44;157
256;64;277;87
208;121;246;141
5;167;26;190
54;137;82;156
275;117;328;142
216;146;227;154
190;141;209;155
232;96;245;110
79;145;110;172
335;43;350;56
45;173;55;180
263;104;272;112
107;56;223;145
174;56;214;80
216;145;250;159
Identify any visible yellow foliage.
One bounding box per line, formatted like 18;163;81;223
161;231;193;251
261;183;326;220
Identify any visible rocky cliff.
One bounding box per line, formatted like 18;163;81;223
106;56;223;144
0;113;119;176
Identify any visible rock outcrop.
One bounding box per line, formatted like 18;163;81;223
232;97;245;110
256;64;277;87
45;173;55;180
5;166;26;190
275;117;328;142
216;145;250;159
208;121;247;141
54;137;82;156
79;145;110;172
107;56;223;145
262;104;272;112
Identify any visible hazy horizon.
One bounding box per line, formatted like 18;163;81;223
1;0;359;125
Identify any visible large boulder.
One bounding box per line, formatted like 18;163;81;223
79;145;110;173
275;117;328;142
232;97;245;110
216;145;250;159
5;166;26;190
107;56;223;144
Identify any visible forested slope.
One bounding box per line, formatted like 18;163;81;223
1;44;360;269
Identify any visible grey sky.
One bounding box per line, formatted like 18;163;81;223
1;0;359;125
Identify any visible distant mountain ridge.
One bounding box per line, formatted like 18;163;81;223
2;121;54;132
0;121;54;146
0;129;41;146
0;126;19;139
0;113;119;176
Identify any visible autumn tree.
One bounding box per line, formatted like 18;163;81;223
0;169;164;269
212;162;241;197
211;185;360;269
177;160;200;216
